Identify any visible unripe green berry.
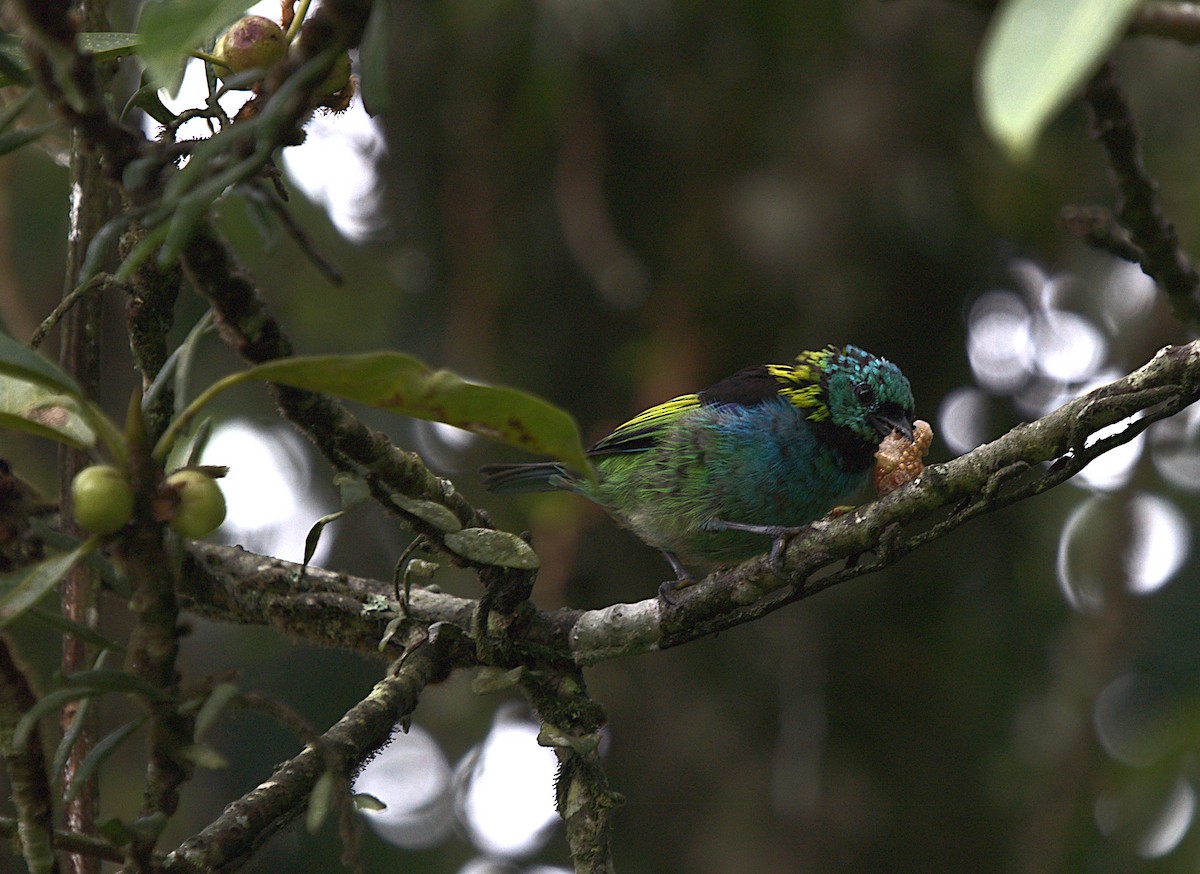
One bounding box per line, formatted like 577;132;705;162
166;470;226;538
213;15;287;81
71;465;135;535
317;51;352;97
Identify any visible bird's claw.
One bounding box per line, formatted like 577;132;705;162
656;550;694;605
657;575;693;605
766;526;808;577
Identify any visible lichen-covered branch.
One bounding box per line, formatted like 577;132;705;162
0;817;124;865
113;522;193;871
178;542;478;655
1130;2;1200;44
0;637;60;874
1082;61;1200;327
180;341;1200;666
8;0;143;183
161;635;462;873
518;668;619;874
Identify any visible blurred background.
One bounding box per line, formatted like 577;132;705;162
3;0;1200;871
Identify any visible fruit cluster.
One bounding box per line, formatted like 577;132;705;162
71;466;226;538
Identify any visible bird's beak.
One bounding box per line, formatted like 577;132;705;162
870;409;915;442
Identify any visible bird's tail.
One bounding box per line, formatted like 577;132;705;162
479;462;569;493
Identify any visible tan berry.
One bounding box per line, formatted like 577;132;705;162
874;419;933;497
165;470;226;538
71;465;135;535
213;15;287;82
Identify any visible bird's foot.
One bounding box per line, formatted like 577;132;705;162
704;517;808;577
657;552;693;605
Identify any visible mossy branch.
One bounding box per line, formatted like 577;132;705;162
179;340;1200;665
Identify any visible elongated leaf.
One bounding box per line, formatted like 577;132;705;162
137;0;256;93
0;33;30;87
239;353;591;475
0;329;83;397
977;0;1143;159
51;694;95;782
65;716;148;803
181;743;229;769
0;378;97;449
0;90;34;133
13;688;96;749
27;607;123;652
302;511;344;572
353;793;387;812
306;771;337;833
0;541;97;629
0;120;55;155
60;668;172;702
444;528;540;569
51;651;114;780
78;32;142;61
194;682;240;741
0;32;141;88
358;0;392;116
121;83;177;126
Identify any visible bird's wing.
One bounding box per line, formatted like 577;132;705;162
586;366;793;457
587;393;703;456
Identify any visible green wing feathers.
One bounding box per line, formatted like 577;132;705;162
587;393;702;456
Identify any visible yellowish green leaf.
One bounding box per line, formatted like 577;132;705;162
977;0;1143;160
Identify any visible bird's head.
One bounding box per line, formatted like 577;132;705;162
785;345;915;446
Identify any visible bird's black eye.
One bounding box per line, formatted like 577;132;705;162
854;383;876;405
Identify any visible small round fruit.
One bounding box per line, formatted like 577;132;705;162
71;465;135;535
166;470;226;538
317;51;352;97
213;15;287;80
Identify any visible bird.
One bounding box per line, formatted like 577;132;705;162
481;345;915;591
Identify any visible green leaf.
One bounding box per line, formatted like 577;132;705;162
0;540;98;630
52;693;96;782
388;493;463;533
65;717;149;803
306;771;337;833
121;82;177;126
136;0;256;94
353;792;387;812
302;511;344;573
977;0;1143;160
181;743;229;769
334;473;371;509
13;687;96;749
77;32;142;61
27;607;124;652
51;652;114;780
0;90;35;134
0;329;84;397
236;353;590;475
358;0;393;116
194;682;240;741
0;377;98;449
0;121;55;156
60;668;173;702
472;666;525;694
443;528;541;569
0;32;141;89
0;33;31;87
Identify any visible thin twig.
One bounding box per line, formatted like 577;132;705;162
1083;61;1200;326
28;274;114;350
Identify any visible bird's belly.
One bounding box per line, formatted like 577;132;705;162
593;408;870;562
